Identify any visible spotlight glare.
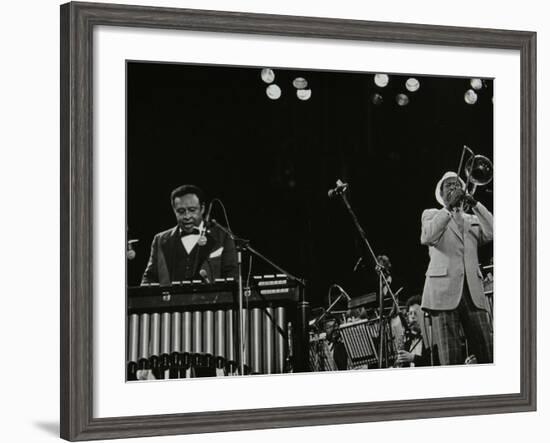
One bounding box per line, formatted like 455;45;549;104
470;78;483;90
261;68;275;84
371;93;383;105
266;84;282;100
296;89;312;101
293;77;308;89
374;73;389;88
405;78;420;92
464;89;478;105
396;93;409;106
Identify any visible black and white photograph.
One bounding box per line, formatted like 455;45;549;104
52;1;537;441
1;0;544;440
126;61;494;380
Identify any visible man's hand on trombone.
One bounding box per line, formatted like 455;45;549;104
447;189;478;211
447;188;465;210
462;193;478;210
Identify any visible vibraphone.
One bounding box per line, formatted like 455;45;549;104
127;276;309;380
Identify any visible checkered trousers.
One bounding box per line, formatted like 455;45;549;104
429;281;493;366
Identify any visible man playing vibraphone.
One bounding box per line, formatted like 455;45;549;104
141;184;238;285
137;184;238;379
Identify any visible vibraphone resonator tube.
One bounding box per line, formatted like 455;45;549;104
126;277;308;380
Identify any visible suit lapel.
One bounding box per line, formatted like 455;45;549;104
463;214;472;239
448;212;464;242
160;227;180;279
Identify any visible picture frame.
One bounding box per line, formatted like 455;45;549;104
60;1;536;441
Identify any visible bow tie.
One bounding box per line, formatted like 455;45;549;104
180;227;201;237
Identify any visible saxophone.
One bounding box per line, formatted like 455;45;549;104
391;312;409;368
394;317;422;368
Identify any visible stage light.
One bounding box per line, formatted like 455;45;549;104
371;93;383;105
266;84;282;100
396;93;409;106
464;89;478;105
470;78;483;90
293;77;308;89
296;89;312;101
405;78;420;92
374;73;389;87
261;68;275;84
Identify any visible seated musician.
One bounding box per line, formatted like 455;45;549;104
325;318;348;371
395;296;435;367
141;184;238;285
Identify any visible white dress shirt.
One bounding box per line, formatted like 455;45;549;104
180;222;204;254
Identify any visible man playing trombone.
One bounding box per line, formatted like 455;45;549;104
420;171;493;365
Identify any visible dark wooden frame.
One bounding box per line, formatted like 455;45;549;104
60;1;537;440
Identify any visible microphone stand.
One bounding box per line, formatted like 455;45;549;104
311;284;350;329
211;220;306;286
211;219;306;376
334;188;400;368
424;312;434;366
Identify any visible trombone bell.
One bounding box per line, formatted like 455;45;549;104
465;154;493;187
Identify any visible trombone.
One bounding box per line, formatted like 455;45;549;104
455;145;493;199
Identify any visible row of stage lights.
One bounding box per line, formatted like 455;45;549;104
372;75;490;106
260;68;490;106
371;73;420;106
261;68;312;101
464;78;490;105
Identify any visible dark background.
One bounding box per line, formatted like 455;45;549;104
126;61;493;308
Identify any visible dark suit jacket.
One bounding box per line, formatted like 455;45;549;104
405;336;437;367
141;224;238;285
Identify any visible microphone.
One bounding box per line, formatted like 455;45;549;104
204;201;213;224
332;284;352;301
199;269;211;284
328;179;349;198
353;257;363;272
126;239;139;260
197;202;213;247
341;290;352;302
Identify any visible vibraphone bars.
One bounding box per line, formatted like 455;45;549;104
127;276;309;380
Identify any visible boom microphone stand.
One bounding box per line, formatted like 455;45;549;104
311;284;351;329
210;219;306;376
329;180;401;368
